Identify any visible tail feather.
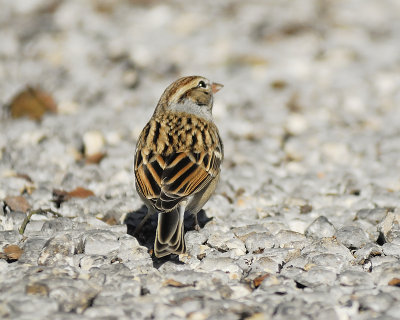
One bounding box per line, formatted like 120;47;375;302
154;209;186;258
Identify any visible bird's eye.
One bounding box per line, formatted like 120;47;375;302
197;81;207;88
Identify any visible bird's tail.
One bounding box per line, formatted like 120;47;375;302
154;208;186;258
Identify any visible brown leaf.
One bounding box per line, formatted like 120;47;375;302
9;87;57;121
388;278;400;287
253;274;270;288
85;152;106;164
15;173;34;183
300;204;313;214
68;187;95;198
4;196;31;213
3;244;23;261
21;185;36;195
52;187;95;207
26;283;49;296
163;279;191;288
99;215;118;226
287;92;302;113
270;80;288;90
197;253;206;260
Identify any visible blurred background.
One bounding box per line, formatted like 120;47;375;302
1;0;400;220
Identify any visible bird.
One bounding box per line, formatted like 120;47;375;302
133;76;224;258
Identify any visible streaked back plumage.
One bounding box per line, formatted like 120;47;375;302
134;76;223;258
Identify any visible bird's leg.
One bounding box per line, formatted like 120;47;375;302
193;213;200;231
134;208;154;235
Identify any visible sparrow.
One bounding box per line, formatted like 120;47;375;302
134;76;224;258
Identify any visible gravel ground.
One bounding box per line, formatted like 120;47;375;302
1;0;400;319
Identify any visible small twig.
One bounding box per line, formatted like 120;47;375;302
18;208;62;235
46;209;63;218
18;211;35;235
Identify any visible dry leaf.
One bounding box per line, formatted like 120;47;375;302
245;313;268;320
304;263;317;271
270;80;287;90
4;196;31;213
85;152;106;164
26;283;49;296
163;279;191;288
300;204;313;214
388;278;400;287
15;173;34;183
20;185;36;195
52;187;95;207
68;187;95;198
9;87;57;121
2;244;23;261
197;253;206;260
99;216;117;225
253;274;270;288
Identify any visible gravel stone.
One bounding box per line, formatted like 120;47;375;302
309;253;350;273
358;292;396;313
92;277;141;306
250;256;281;274
184;230;209;257
18;236;49;265
338;270;374;287
274;230;307;248
24;219;46;235
263;247;301;265
46;278;100;313
206;230;236;252
354;242;382;262
382;243;400;258
302;238;354;262
83;230;120;256
116;234;150;263
198;257;242;279
378;212;400;243
78;255;109;271
294;267;337;288
38;233;81;266
244;232;275;253
84;306;127;319
370;256;399;270
373;263;400;287
7;296;58;318
41;218;76;234
335;226;369;249
386;303;400;318
305;216;336;239
355;208;388;225
2;212;26;231
0;230;22;243
226;238;247;256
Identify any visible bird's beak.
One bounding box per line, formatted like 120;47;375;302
211;82;223;94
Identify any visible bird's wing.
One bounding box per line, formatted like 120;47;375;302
135;148;222;212
134;115;223;212
156;149;222;211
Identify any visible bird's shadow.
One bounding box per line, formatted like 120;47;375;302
124;205;212;268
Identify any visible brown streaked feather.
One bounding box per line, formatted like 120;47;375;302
134;111;223;212
134;75;224;257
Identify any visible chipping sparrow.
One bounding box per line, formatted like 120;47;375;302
134;76;224;258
